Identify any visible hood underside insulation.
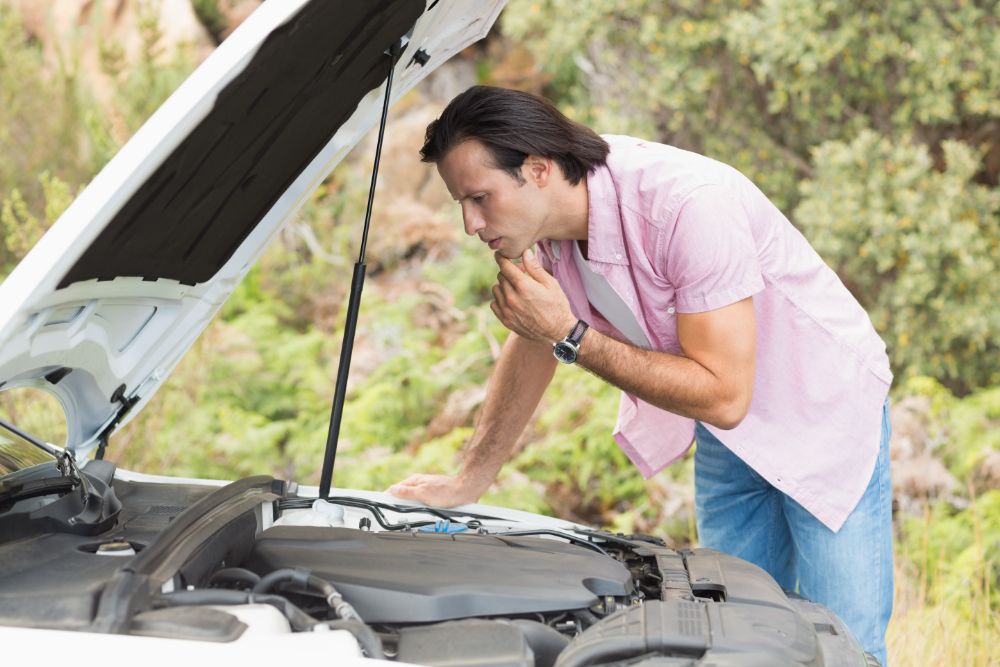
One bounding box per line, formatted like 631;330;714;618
58;0;422;289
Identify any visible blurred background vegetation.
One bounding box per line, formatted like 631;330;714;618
0;1;996;664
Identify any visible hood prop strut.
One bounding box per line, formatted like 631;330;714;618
318;40;402;499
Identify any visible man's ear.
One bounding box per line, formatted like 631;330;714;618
523;155;551;187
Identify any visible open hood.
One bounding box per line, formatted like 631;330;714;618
0;0;504;458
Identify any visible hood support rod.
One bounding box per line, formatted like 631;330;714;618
318;40;402;500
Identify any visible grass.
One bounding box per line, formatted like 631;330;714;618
888;495;1000;666
889;563;999;666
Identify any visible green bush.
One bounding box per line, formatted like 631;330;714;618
900;376;1000;487
899;490;1000;616
1;172;74;278
96;1;197;141
796;134;1000;392
0;7;97;216
191;0;227;43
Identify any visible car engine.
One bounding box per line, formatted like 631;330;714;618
245;525;635;624
193;495;870;667
0;473;872;666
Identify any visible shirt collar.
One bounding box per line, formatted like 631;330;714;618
582;160;630;266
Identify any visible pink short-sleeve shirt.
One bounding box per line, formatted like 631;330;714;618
538;135;892;532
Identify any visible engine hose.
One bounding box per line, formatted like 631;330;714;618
207;567;261;590
249;568;377;656
317;579;362;621
252;568;362;621
572;609;601;626
154;589;317;632
252;568;311;596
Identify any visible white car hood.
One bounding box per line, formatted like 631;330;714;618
0;0;504;458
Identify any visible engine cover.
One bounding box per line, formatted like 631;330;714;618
245;526;634;623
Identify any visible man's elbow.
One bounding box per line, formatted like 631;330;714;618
706;391;752;430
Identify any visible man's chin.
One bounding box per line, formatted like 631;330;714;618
489;244;520;260
487;238;529;260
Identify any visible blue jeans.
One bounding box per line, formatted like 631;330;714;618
694;401;893;666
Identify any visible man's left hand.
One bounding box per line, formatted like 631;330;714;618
491;248;576;343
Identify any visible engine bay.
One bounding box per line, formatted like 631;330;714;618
0;470;869;666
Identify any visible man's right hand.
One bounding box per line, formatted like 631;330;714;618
386;473;487;508
386;334;555;510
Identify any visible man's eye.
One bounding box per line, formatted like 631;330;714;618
472;194;486;203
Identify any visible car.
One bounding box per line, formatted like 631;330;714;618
0;1;877;665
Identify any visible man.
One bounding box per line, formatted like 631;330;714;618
388;86;893;664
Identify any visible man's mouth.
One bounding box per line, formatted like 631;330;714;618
487;237;502;250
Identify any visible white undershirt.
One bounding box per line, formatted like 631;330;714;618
573;241;651;348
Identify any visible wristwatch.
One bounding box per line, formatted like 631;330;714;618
553;320;589;364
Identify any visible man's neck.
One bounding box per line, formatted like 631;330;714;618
544;177;590;244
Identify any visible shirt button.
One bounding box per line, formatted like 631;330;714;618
615;253;623;260
667;306;676;314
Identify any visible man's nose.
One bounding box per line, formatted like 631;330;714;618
461;202;485;236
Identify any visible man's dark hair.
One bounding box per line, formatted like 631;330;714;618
420;86;609;186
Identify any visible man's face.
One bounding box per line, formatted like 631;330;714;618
436;139;548;259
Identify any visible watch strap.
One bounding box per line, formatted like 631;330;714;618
566;320;589;345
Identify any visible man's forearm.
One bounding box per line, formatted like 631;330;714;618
458;332;557;489
575;330;749;429
487;251;754;431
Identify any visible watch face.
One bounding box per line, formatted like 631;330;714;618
553;341;578;364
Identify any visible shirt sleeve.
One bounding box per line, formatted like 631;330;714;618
660;184;765;313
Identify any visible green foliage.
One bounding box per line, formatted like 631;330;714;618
796;133;1000;392
0;6;98;212
335;428;474;496
191;0;227;42
892;377;1000;654
96;1;197;140
504;0;1000;206
900;376;1000;485
899;490;1000;615
503;0;816;211
899;375;959;418
333;250;503;487
0;387;68;447
945;388;1000;483
342;345;445;453
422;234;498;308
510;369;643;522
0;172;74;278
726;1;1000;128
